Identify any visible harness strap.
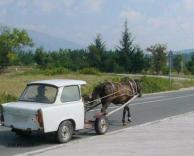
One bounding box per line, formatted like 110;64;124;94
131;79;137;94
110;82;116;96
128;80;135;95
85;87;134;106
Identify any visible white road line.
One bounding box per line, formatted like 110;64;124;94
89;94;194;112
130;94;194;106
143;87;194;96
136;95;164;100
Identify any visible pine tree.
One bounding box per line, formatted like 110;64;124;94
118;20;135;72
87;34;106;70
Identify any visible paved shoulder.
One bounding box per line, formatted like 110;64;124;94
20;111;194;156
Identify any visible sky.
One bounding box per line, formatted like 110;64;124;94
0;0;194;50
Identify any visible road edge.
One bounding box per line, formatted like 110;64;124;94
15;110;194;156
143;87;194;96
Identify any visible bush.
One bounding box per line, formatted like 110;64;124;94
140;76;170;93
0;92;17;104
161;65;169;75
41;67;70;76
79;68;101;75
17;67;71;76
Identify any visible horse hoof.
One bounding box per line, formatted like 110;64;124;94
128;118;132;122
123;122;127;126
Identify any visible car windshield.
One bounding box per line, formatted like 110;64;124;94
19;84;58;103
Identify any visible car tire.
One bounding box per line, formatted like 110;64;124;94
56;120;73;143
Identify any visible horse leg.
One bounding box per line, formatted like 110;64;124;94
126;106;132;122
122;106;127;126
101;102;110;114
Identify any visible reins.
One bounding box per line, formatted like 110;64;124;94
84;86;137;106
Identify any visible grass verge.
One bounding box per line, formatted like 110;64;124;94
0;68;193;104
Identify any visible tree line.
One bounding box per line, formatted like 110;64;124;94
0;21;194;75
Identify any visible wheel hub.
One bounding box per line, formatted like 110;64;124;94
100;119;107;131
61;126;70;139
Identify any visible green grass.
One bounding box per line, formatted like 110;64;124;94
0;92;17;104
78;67;101;75
141;76;194;93
0;67;194;104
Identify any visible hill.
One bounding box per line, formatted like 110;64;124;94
175;49;194;54
174;49;194;62
27;30;83;51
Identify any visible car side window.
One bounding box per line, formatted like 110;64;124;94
61;85;81;102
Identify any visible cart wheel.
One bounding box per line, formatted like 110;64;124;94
95;116;109;135
56;120;73;143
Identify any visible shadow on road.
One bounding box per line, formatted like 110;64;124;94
0;128;99;148
0;121;129;148
0;129;57;148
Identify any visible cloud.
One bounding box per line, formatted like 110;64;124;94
0;8;7;20
39;1;57;12
0;0;13;6
39;0;105;13
82;0;105;12
16;0;28;8
183;0;194;10
14;0;75;13
14;0;103;14
0;0;105;15
32;0;62;13
120;9;143;22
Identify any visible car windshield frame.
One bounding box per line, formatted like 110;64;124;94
19;84;58;104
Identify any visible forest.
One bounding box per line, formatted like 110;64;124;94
0;21;194;75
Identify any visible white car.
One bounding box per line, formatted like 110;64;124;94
0;79;108;143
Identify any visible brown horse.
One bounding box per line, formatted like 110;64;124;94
89;79;142;125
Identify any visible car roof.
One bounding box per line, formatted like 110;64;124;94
28;79;87;87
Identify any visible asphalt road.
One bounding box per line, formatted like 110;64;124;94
0;89;194;156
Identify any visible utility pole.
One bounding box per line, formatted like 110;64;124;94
168;51;173;88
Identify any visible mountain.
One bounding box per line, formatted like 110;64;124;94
174;49;194;62
27;30;83;51
175;49;194;54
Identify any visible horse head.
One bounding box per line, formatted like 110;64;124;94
82;94;91;103
85;83;104;107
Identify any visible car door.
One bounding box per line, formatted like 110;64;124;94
42;85;85;133
60;85;85;130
